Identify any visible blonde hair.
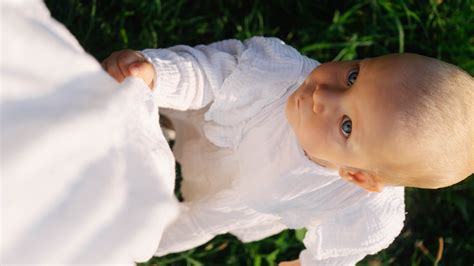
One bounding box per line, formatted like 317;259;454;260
380;55;474;189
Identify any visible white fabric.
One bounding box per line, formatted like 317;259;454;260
1;2;178;265
142;37;405;265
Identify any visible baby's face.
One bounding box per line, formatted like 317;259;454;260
286;54;416;180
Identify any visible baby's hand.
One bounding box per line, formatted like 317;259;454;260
101;49;155;90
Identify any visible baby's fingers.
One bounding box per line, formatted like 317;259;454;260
103;53;126;82
117;50;144;77
128;61;155;90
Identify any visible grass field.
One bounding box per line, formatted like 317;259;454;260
45;0;474;265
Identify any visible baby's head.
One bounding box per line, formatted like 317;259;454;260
286;53;474;191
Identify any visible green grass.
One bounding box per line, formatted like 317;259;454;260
45;0;474;265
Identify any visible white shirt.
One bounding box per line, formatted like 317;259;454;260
142;37;405;265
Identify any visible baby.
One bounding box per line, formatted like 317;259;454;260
103;37;473;265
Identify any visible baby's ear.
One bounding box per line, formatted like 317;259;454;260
338;167;383;192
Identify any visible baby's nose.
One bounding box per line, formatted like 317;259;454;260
312;89;326;114
313;101;325;114
312;82;343;115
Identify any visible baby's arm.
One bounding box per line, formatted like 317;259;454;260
103;40;247;111
101;42;238;111
103;37;304;113
103;42;239;111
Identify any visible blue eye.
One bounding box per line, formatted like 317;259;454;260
341;116;352;138
346;68;358;86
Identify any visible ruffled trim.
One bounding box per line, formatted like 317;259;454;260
303;186;405;260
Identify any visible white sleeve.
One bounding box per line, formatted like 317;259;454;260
299;187;405;266
155;189;281;256
141;40;242;110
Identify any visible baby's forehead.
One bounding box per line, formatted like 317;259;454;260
355;55;435;104
362;53;440;78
